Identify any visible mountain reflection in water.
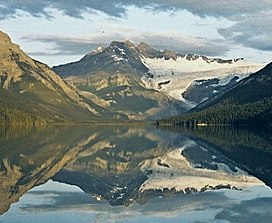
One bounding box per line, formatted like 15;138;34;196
0;124;272;222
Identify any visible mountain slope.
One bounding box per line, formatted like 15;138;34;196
53;41;263;119
53;40;149;77
53;41;188;120
140;50;264;104
195;62;272;107
158;62;272;125
0;31;107;123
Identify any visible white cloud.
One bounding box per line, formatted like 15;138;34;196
219;10;272;51
1;0;272;20
1;1;271;65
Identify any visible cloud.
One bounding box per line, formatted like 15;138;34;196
1;0;272;20
22;35;101;56
0;1;52;20
218;11;272;52
3;1;271;56
0;0;126;20
16;187;272;223
146;0;272;19
23;33;232;58
215;197;272;223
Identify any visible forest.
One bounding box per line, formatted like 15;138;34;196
157;97;272;126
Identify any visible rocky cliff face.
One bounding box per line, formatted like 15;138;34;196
0;31;104;123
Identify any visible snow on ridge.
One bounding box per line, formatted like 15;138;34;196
92;46;104;54
117;47;126;56
111;54;125;62
141;55;265;102
142;56;263;76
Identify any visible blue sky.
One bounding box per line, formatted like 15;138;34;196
0;0;271;66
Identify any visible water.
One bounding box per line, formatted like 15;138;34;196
0;125;272;222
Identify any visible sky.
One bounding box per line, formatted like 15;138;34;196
0;0;271;66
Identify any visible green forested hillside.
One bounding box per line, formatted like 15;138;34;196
158;98;272;125
0;88;49;125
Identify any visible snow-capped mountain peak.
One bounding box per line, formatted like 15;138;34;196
92;46;105;55
139;45;265;104
53;40;266;113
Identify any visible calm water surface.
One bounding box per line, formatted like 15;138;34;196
0;125;272;223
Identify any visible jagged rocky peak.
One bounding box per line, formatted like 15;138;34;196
0;31;12;43
136;42;160;58
233;58;244;62
106;40;140;59
162;49;178;61
199;55;245;64
124;39;135;48
110;40;135;49
137;42;153;52
92;45;106;54
185;54;201;61
0;31;21;56
91;40;137;56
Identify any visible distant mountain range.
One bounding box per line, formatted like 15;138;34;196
0;30;269;124
52;39;264;121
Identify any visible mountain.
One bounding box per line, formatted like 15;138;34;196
53;40;150;77
0;30;265;122
53;41;188;120
158;62;272;125
0;31;109;124
53;41;264;119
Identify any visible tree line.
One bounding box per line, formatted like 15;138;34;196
157;97;272;126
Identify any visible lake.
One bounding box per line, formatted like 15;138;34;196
0;125;272;223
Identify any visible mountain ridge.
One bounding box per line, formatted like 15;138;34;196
52;40;264;118
0;31;267;123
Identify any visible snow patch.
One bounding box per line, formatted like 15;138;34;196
19;90;27;94
111;55;125;62
142;56;264;78
92;46;104;54
116;47;126;55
